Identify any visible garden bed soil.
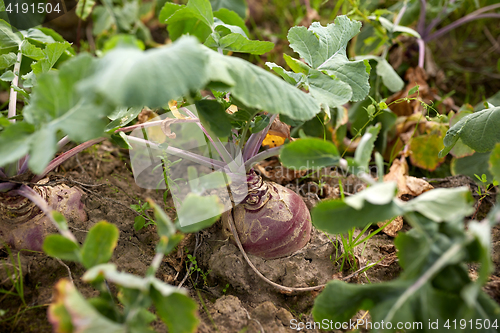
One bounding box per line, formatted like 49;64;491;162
0;141;498;332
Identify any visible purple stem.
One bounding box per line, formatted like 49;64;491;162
424;0;456;36
417;0;427;36
126;136;227;171
244;146;282;172
32;138;106;183
394;2;408;26
181;107;233;166
0;182;16;192
115;118;200;133
425;12;500;42
11;185;77;242
18;155;29;175
0;168;6;178
243;114;278;162
417;38;426;68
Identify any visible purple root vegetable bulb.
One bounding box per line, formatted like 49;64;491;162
223;170;312;259
0;181;87;252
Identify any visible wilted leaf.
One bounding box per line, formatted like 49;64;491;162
410;133;446;171
48;279;125;333
377;216;403;237
384;158;434;197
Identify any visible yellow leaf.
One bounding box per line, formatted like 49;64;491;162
262;130;286;148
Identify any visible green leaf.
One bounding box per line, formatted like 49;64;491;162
356;56;405;92
345;181;397;209
440;107;500;156
43;235;81;262
22;54;107;173
82;37;209;108
286;16;370;103
20;40;45;60
408;85;419;96
354;123;380;170
451;152;494;184
76;0;96;20
31;42;72;74
0;70;14;81
307;69;352;118
374;16;421;38
187;0;214;28
0;19;22;53
403;187;474;222
213;8;249;36
0;122;34;169
207;32;274;54
105;106;143;131
312;199;402;234
210;0;247;18
81;221;119;269
265;62;304;85
283;53;310;74
149;200;177;238
102;34;145;53
313;279;408;323
489;143;500;182
151;289;199;333
195;99;232;137
176;194;224;233
0;52;16;70
134;216;146;231
205;48;320;120
280;138;339;169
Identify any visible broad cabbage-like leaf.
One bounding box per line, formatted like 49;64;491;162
268;16;370;117
439;106;500;157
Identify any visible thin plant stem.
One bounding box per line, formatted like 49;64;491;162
244;146;282;172
8;46;22;123
417;38;426;68
425;13;500;42
417;0;427;36
424;0;456;36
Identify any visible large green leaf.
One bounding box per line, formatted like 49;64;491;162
451;152;494;183
210;0;247;18
0;19;22;53
205;48;320;120
81;221;119;269
354;123;380;171
176;194;224;233
17;54;107;173
151;289;199;333
195;99;232;137
205;32;273;54
440;106;500;156
287;17;370;101
43;235;81;262
403;187;474;222
269;16;370;114
489;143;500;182
0;52;16;69
0;122;34;169
81;36;209;108
280;138;339;169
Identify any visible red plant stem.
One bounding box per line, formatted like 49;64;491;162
32;138;105;183
425;13;500;42
11;185;77;243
